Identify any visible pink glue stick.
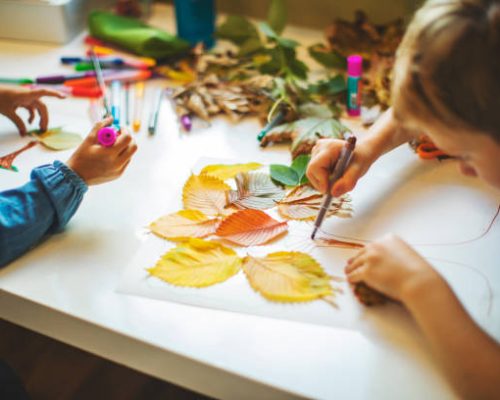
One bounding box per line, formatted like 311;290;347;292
346;55;363;117
97;127;118;147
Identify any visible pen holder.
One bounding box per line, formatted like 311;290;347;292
173;0;216;49
97;127;119;147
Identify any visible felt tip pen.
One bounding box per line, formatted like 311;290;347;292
74;60;125;71
111;81;122;127
30;84;102;98
35;71;97;85
89;49;111;116
148;88;164;135
133;82;145;132
258;106;287;142
311;135;357;240
0;77;35;85
64;70;152;88
61;56;124;64
125;83;131;126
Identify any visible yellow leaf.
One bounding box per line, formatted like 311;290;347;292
200;162;262;181
242;252;335;302
182;174;231;216
149;210;220;241
148;238;242;287
31;127;82;150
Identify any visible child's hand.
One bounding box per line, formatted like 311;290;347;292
345;234;442;303
306;138;376;197
0;86;65;136
66;117;138;186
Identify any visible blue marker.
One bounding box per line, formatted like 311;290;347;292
111;80;122;127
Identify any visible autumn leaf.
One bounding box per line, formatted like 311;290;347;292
182;174;231;216
228;172;285;210
200;162;262;181
215;209;288;246
260;117;350;158
148;238;242;287
278;184;352;220
149;210;220;241
242;251;336;302
270;154;310;186
30;127;82;150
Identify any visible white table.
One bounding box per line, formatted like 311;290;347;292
1;5;497;399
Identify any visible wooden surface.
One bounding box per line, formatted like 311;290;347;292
0;319;210;400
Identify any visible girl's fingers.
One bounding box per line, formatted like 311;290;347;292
33;100;49;132
346;267;366;283
6;110;27;136
32;88;66;99
345;254;365;274
24;106;35;124
88;117;114;140
117;142;137;163
113;132;133;152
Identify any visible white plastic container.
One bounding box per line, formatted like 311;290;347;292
0;0;113;44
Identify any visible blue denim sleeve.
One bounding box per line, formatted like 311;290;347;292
0;160;88;267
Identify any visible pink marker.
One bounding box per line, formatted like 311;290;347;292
97;127;118;147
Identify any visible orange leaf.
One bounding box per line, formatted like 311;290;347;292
149;210;220;241
215;209;288;246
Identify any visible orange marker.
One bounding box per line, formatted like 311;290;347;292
133;81;145;133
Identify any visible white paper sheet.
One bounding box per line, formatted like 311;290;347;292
118;150;500;338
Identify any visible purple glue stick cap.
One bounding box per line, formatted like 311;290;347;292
347;55;363;77
97;127;118;147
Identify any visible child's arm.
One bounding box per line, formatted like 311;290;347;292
307;108;414;196
0;86;65;136
345;235;500;399
0;118;137;267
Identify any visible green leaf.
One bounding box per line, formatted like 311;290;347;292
298;103;334;118
308;44;347;69
217;15;260;46
307;75;346;96
267;0;287;35
269;164;299;186
238;37;264;56
259;21;278;40
291;154;310;184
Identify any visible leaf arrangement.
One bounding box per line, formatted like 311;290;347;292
147;162;351;304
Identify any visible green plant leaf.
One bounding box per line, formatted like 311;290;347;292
217;15;260;46
270;154;310;186
267;0;287;35
238;37;264;56
270;164;299;186
308;44;347;69
307;75;346;96
291;154;310;184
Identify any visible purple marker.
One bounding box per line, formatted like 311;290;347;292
36;71;96;84
97;127;118;147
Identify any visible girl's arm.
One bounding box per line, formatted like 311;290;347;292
346;235;500;399
405;275;500;399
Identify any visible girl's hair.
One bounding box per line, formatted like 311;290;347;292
392;0;500;139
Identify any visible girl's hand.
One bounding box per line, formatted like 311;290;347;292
67;117;138;186
0;86;65;136
306;138;377;197
345;234;442;303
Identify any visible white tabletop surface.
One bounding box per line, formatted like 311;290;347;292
1;4;498;399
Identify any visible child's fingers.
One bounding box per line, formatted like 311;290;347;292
33;100;49;132
31;88;66;100
331;163;361;197
345;254;365;274
23;105;35;124
346;266;367;283
307;148;339;193
87;117;114;140
113;132;133;152
117;141;138;163
6;110;27;136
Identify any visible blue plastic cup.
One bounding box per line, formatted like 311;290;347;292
174;0;216;49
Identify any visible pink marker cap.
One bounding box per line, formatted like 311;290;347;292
97;127;118;147
347;55;363;76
